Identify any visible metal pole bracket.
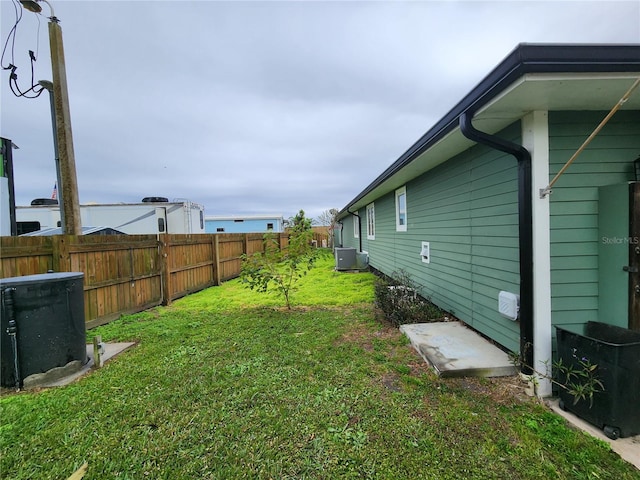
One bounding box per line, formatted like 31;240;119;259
539;187;552;199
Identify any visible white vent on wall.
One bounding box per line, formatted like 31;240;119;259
498;291;520;321
420;241;430;264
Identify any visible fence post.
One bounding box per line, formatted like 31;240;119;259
93;335;103;369
51;235;70;272
159;234;172;306
279;233;287;251
212;234;221;286
243;234;249;256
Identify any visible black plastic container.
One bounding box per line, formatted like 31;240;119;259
555;322;640;439
1;272;87;388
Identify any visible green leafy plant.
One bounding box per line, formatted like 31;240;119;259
510;347;605;406
373;270;444;326
554;356;604;407
241;209;318;309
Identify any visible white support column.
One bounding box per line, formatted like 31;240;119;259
522;111;553;397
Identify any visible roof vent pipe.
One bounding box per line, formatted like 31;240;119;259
459;112;534;375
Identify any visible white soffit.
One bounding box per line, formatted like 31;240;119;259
348;72;640;212
407;73;640;186
477;72;640;118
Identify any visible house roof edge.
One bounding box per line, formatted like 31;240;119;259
338;43;640;218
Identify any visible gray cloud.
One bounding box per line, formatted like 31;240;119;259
2;0;639;221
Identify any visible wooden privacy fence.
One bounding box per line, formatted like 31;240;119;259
0;232;303;328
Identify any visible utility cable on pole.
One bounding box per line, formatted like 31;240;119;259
14;0;82;235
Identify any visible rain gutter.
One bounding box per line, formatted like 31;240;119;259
338;43;640;218
459;112;534;374
347;208;362;252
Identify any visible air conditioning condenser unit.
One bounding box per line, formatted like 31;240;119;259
335;247;357;270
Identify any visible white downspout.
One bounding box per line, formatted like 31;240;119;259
522;111;553;397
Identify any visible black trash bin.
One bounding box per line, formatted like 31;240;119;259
555;322;640;439
1;272;87;389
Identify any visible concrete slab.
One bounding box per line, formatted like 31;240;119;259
23;342;135;389
400;322;639;471
400;321;516;378
547;399;640;471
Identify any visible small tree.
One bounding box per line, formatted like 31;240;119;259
316;208;339;248
241;209;317;309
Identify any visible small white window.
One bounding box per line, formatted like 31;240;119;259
353;215;359;238
395;186;407;232
366;203;375;240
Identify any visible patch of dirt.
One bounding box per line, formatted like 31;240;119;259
381;373;402;392
452;375;536;406
337;314;398;352
405;359;433;377
339;311;536;408
487;375;537;405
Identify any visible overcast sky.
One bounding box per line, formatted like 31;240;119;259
1;0;639;222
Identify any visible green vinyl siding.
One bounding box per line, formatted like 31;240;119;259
338;110;639;353
341;214;360;250
549;110;640;330
360;123;522;352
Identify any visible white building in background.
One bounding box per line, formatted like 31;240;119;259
205;215;284;234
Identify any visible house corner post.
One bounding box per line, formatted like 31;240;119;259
523;110;553;397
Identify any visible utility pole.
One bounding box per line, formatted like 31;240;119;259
48;11;81;235
21;0;81;235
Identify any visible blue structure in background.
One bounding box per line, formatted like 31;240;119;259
205;215;284;234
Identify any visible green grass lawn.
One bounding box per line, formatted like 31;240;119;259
1;250;637;479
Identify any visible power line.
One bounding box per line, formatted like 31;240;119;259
2;0;46;99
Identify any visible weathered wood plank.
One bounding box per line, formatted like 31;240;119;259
0;232;299;326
